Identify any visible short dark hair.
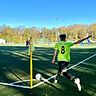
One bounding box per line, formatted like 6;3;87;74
59;34;66;41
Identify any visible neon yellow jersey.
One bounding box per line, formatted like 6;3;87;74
54;41;74;62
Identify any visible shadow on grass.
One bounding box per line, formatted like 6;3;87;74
0;46;96;96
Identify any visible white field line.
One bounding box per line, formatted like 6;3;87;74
67;53;96;70
11;80;30;85
0;54;96;89
32;53;96;89
32;75;57;88
0;82;30;89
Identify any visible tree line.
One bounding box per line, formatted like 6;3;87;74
0;24;96;44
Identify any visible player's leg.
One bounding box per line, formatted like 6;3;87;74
63;71;81;91
61;61;75;81
54;61;62;83
63;71;75;81
61;61;81;91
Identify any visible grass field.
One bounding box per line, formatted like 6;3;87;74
0;45;96;96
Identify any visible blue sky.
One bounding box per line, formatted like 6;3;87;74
0;0;96;28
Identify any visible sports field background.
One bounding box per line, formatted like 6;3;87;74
0;44;96;96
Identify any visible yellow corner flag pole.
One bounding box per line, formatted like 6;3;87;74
30;37;33;89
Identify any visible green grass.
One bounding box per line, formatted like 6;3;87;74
0;45;96;96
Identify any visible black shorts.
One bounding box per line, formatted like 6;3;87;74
58;61;69;72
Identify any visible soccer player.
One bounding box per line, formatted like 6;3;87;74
52;34;91;91
26;39;29;48
86;33;91;45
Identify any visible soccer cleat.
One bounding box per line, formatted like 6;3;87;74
54;79;58;83
74;78;81;91
54;77;58;83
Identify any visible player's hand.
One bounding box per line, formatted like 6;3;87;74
52;60;55;64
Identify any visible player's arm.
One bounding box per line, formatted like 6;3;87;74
52;50;57;64
74;35;91;44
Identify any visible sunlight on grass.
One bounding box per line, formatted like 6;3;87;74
0;46;96;96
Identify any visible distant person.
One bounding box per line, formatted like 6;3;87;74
48;40;51;45
86;33;91;45
78;36;84;46
26;39;29;48
80;41;84;46
52;34;91;91
87;38;91;45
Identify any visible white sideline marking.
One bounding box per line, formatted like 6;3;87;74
11;80;30;85
0;54;96;89
32;53;96;89
0;82;30;89
32;75;57;88
67;53;96;70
